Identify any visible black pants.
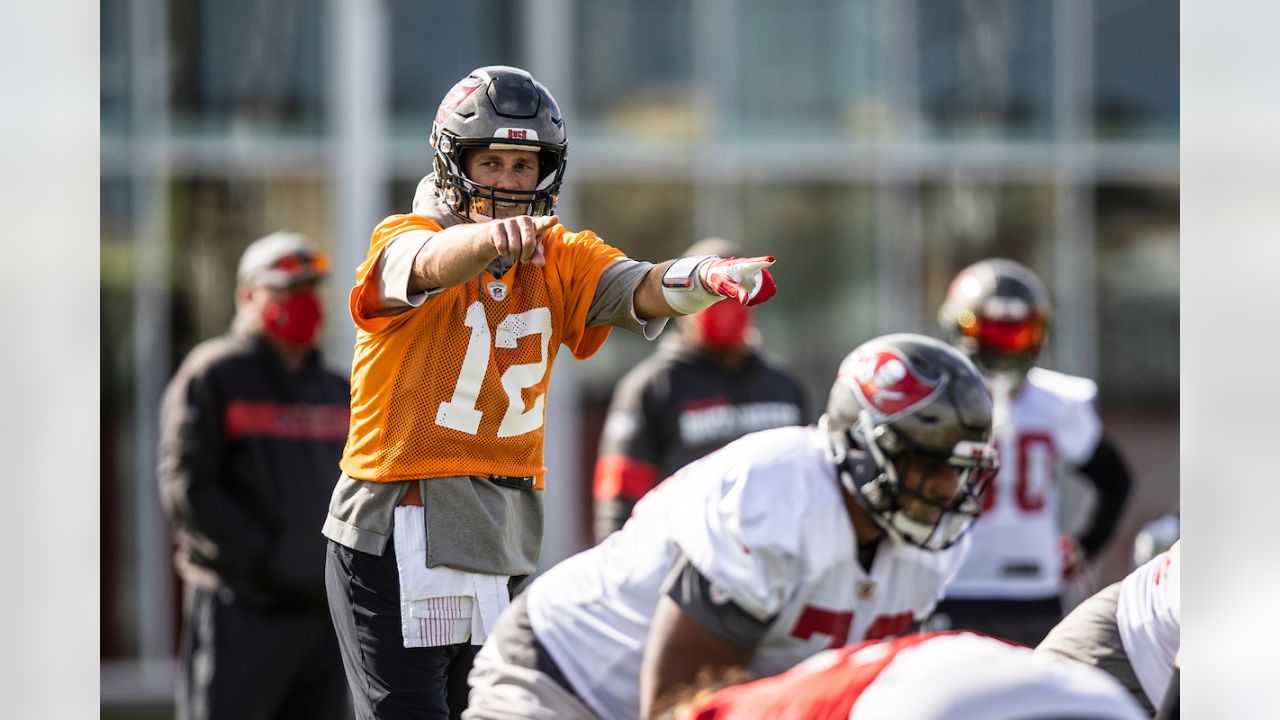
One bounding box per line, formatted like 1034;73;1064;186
176;585;350;720
926;596;1064;648
325;539;478;720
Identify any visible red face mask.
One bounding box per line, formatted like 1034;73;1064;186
262;289;323;346
693;299;751;350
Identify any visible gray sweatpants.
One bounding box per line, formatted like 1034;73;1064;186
1035;582;1155;716
464;593;597;720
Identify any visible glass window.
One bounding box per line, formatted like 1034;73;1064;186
916;179;1057;344
567;180;696;387
388;0;520;138
1095;184;1178;404
736;0;886;141
101;178;136;659
101;0;131;134
167;177;333;347
738;182;878;406
572;0;696;141
388;178;421;218
1093;0;1178;140
917;0;1054;140
168;0;327;135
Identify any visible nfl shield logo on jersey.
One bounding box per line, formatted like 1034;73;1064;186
856;579;878;600
487;282;508;301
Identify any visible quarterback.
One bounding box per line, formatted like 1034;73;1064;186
322;65;779;720
465;334;999;720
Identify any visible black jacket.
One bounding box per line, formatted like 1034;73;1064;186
593;337;808;542
158;330;349;610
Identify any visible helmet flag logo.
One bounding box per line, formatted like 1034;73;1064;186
846;348;945;420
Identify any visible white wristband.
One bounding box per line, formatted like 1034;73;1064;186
661;255;718;315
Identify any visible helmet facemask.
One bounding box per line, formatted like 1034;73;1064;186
833;411;998;551
432;134;566;221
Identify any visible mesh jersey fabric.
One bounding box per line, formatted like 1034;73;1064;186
339;213;624;487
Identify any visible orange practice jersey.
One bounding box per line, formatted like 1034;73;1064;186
339;214;625;488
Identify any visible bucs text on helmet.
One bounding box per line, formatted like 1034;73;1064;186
937;258;1052;380
822;334;998;551
430;65;568;220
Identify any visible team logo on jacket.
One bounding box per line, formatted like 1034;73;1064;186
845;347;945;420
487;282;508;301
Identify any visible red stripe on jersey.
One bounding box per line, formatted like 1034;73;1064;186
224;401;350;441
593;454;660;501
680;395;729;412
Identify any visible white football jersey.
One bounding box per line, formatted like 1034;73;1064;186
1116;540;1180;707
944;367;1102;599
526;426;967;720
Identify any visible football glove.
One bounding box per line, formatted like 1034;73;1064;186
700;256;777;307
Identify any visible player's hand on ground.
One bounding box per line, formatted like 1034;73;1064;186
701;256;777;306
488;214;559;267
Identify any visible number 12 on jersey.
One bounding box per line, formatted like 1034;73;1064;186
435;301;552;437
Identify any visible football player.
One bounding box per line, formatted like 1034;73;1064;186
929;258;1133;647
465;334;999;720
676;631;1146;720
322;65;780;720
1037;540;1181;716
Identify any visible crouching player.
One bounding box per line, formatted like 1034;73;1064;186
465;334;999;720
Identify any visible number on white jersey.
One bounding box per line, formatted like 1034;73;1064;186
790;606;916;649
982;432;1057;515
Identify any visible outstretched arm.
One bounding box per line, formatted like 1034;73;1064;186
408;214;560;294
633;255;778;320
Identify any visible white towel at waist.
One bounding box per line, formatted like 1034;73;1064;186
393;505;510;648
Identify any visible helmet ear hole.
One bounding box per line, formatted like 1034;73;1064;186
845;451;878;485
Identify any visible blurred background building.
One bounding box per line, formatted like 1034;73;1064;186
101;0;1178;714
